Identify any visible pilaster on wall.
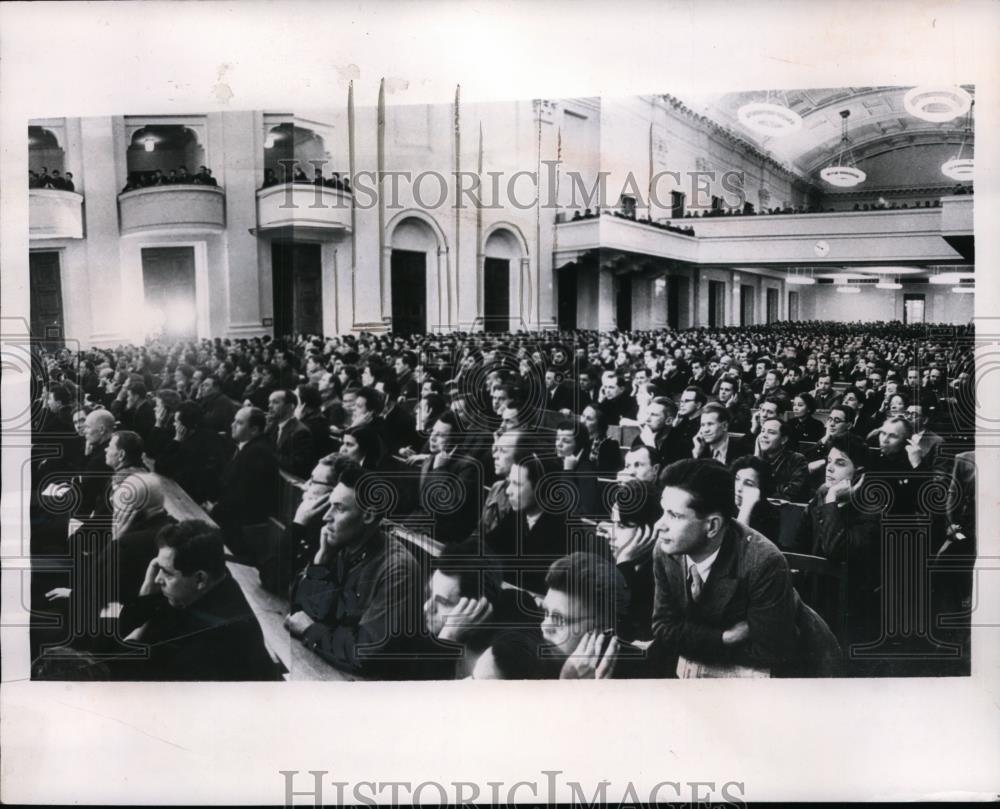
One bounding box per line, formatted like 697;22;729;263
598;268;616;330
80;116;125;344
221;111;261;337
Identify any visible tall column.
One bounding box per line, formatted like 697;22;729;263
221;111;263;337
80;116;125;344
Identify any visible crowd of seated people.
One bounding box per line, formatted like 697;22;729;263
29;167;75;191
121;165;218;192
28;319;975;680
678;192;971;219
260;164;353;193
564;208;695;236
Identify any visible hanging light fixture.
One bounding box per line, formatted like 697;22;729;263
265;130;278;149
143;135;155;152
929;271;975;285
835;286;862;294
951;286;975;294
821;110;865;187
876;277;902;290
737;90;803;137
904;85;972;123
941;100;974;181
785;268;817;285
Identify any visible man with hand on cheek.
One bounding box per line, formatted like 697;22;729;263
649;459;798;678
115;520;279;681
286;460;425;679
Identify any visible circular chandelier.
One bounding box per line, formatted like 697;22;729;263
904;85;972;123
737;100;803;137
930;271;975;285
821;110;865;188
941;99;974;181
876;280;902;290
785;268;816;285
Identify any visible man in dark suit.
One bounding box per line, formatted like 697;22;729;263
597;371;636;426
573;367;601;414
687;357;716;396
715;377;751;434
544;369;574;412
393;351;419;399
632;396;682;463
198;375;239;434
295;383;335;460
671;386;705;452
115;520;280;681
118;382;155;442
209;406;280;553
650;459;800;677
692;403;751;465
72;409;117;521
755;417;811;502
266;389;315;479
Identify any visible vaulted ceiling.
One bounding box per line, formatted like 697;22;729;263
676;86;975;190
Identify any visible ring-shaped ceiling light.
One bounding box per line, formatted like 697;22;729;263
904;85;972;123
737;101;803;137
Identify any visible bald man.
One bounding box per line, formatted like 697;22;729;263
74;409;117;520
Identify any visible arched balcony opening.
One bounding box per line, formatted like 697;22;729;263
123;125;212;190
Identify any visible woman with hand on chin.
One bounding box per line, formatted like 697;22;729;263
795;434;880;667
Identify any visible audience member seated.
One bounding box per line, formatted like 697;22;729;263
154;401;227;505
423;539;519;679
580;404;623;477
649;459;831;678
209;406;280;555
286;460;426;679
731;455;780;543
754;417;812;502
485;452;600;594
598;479;661;641
692;403;751;465
266;388;315;479
787;392;825;447
111;520;280;680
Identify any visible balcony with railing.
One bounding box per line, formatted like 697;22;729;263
29;188;85;240
255;182;352;241
118;184;226;235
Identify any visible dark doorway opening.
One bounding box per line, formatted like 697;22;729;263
766;288;779;323
30;251;64;348
558;265;578;330
272;242;323;337
740;284;755;326
788;291;800;321
483;257;510;332
390;249;427;336
142;246;197;340
615;275;632;331
666;276;680;329
671;191;685;219
708;280;725;327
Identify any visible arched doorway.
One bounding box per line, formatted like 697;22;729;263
483;228;525;332
390;217;441;336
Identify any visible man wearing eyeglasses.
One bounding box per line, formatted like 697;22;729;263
805;404;855;475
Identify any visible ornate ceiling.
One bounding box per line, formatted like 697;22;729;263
675;86;975;188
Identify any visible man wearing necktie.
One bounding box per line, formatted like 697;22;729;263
649;459;800;678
